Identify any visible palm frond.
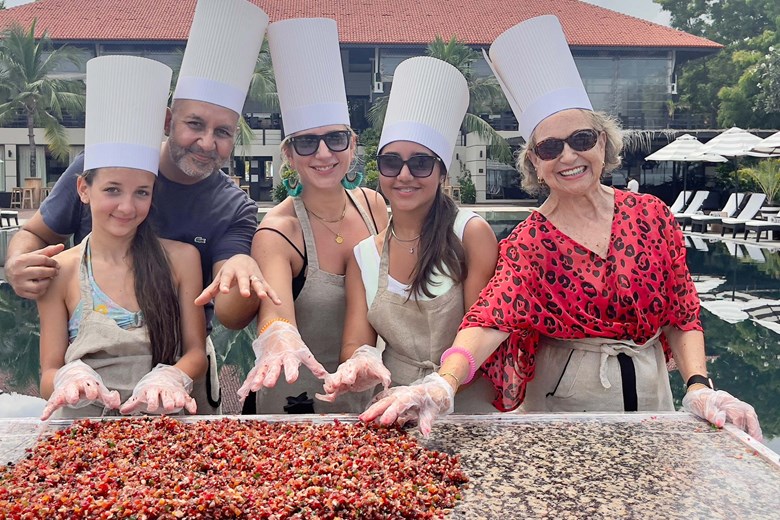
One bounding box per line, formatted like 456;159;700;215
462;113;513;165
233;116;255;158
368;95;388;131
247;38;279;111
40;112;70;160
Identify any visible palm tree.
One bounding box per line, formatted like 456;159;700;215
739;159;780;205
230;38;278;177
368;36;513;164
0;20;86;178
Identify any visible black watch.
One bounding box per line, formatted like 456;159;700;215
686;374;716;391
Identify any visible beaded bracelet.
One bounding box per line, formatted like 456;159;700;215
440;347;477;385
259;317;292;335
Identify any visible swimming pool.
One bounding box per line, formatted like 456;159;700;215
1;226;778;450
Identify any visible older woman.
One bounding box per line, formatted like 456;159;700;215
361;15;761;439
316;57;497;412
214;18;388;414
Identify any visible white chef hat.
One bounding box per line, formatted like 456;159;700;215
484;15;592;141
268;18;350;136
172;0;269;115
378;57;468;171
84;56;172;175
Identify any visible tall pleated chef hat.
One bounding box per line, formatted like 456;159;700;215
484;15;592;141
268;18;350;136
84;55;172;175
378;56;469;171
173;0;269;115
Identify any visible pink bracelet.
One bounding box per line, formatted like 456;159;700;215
440;347;477;385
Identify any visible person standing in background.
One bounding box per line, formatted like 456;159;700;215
627;175;640;193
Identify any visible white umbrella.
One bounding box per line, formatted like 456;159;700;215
645;134;726;193
751;130;780;155
701;127;773;198
701;127;769;157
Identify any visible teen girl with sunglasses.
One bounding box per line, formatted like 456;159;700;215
317;57;498;420
361;16;761;440
218;18;388;414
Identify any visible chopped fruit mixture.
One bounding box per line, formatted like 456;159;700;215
0;417;467;519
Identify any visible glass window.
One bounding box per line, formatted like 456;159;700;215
575;55;671;130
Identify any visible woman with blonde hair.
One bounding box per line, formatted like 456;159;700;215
215;18;388;414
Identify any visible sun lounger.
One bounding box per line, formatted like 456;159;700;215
744;218;780;242
668;191;692;214
688;193;744;233
674;190;710;229
721;193;767;238
743;244;767;263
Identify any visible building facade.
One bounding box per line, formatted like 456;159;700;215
0;0;720;202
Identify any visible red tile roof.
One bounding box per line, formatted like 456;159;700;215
0;0;720;50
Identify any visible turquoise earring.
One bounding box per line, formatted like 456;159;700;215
341;170;364;190
283;171;303;197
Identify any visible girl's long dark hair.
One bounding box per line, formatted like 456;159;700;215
83;170;181;367
407;167;467;299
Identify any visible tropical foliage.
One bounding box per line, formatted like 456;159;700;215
0;20;86;177
738;159;780;205
368;36;513;165
654;0;780;128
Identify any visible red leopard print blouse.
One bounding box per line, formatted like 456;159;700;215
462;190;702;411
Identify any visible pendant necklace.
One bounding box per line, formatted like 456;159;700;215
307;196;348;244
390;225;421;254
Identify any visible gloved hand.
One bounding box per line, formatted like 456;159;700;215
359;373;455;437
683;388;763;442
119;364;196;415
40;360;121;420
237;320;327;401
316;345;391;402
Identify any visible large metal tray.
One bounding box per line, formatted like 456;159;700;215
2;412;778;518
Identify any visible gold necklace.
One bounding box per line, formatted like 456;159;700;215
307;198;348;244
306;197;347;223
390;225;421;254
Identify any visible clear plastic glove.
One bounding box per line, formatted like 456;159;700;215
119;364;196;415
316;345;391;403
683;388;763;442
359;373;455;437
40;360;121;420
237;320;327;401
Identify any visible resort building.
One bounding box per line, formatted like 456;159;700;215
0;0;720;202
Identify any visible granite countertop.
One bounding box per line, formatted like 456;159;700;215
1;413;778;519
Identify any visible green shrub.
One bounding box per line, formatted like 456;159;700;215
458;166;477;204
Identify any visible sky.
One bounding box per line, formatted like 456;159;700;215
582;0;671;26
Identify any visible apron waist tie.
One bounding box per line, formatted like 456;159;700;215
383;348;438;372
543;330;663;411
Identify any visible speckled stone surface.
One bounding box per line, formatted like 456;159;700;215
423;414;780;519
2;414;779;519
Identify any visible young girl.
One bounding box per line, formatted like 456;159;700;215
38;55;207;419
318;57;498;415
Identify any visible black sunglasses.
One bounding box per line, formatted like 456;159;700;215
377;154;441;178
533;129;599;161
288;130;351;156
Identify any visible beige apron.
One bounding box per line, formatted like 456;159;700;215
57;237;153;419
256;189;378;414
521;331;674;412
367;229;494;414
